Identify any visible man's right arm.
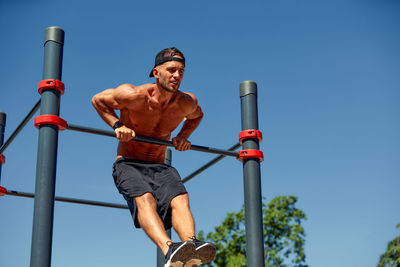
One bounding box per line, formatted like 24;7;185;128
91;85;136;141
92;88;120;127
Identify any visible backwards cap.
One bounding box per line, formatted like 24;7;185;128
149;47;185;78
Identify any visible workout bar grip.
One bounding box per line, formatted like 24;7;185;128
67;123;239;158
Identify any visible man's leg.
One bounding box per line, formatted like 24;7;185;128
170;193;216;266
136;192;196;266
170;193;196;242
135;192;172;255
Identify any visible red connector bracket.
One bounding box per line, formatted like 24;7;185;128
239;129;262;145
0;186;6;196
237;149;264;162
0;154;5;164
34;115;67;131
38;79;65;95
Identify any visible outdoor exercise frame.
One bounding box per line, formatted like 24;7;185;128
0;26;265;267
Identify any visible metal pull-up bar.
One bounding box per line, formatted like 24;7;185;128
66;123;239;157
5;189;129;209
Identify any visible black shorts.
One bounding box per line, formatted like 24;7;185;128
112;157;187;230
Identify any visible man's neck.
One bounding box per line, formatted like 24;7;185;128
153;83;177;107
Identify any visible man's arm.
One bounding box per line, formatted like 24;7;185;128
172;93;204;151
91;84;136;142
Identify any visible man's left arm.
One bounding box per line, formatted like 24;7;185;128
172;96;204;151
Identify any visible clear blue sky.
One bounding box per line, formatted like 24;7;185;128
0;0;399;266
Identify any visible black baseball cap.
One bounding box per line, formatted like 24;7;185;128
149;47;185;78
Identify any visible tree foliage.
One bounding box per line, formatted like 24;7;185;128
378;223;400;267
198;195;307;267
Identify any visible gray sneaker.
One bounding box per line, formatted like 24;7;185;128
190;237;216;265
164;241;196;267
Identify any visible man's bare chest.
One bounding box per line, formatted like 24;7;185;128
121;104;185;136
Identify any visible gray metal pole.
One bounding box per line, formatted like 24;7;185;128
0;100;40;154
30;26;64;267
157;148;173;267
240;80;265;267
0;111;6;184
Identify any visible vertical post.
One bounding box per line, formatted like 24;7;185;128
240;80;265;267
0;111;6;185
157;148;173;267
30;26;65;267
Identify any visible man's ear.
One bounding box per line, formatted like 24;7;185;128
153;68;159;78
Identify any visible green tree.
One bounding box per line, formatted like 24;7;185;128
378;223;400;267
198;195;307;267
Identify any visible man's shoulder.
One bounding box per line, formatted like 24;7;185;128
113;83;155;104
176;91;199;114
116;83;154;92
178;91;198;104
115;83;155;96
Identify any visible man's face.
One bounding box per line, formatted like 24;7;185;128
154;57;185;93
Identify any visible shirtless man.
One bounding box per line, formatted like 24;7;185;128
92;47;216;267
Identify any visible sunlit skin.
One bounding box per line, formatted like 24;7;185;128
91;56;203;163
156;59;185;93
91;54;203;255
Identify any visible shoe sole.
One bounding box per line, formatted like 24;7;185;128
195;243;216;264
184;258;202;267
170;262;185;267
168;241;196;267
182;243;216;266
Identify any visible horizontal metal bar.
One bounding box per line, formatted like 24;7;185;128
0;100;41;154
67;124;115;138
67;123;239;157
182;142;241;183
5;189;128;210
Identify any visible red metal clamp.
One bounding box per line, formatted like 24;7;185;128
34;115;67;131
38;79;65;95
237;149;264;162
0;154;5;164
239;129;262;145
0;186;6;196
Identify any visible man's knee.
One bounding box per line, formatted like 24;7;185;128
135;192;156;209
170;193;190;210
